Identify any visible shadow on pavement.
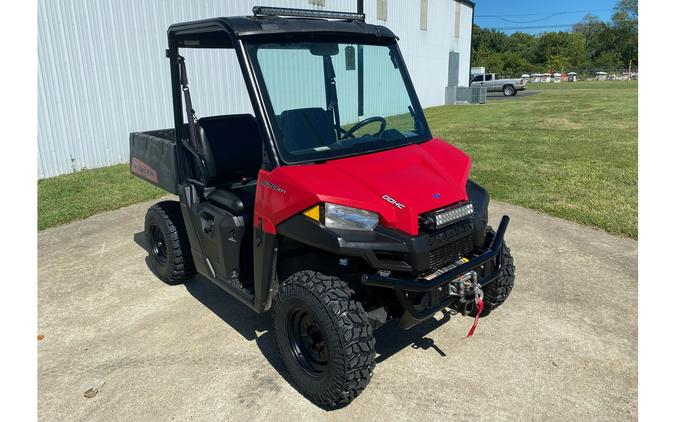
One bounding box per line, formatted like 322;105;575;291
374;310;452;363
133;229;455;405
133;231;148;252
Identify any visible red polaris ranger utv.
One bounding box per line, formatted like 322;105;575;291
130;7;515;407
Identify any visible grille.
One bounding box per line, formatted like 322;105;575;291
428;234;473;271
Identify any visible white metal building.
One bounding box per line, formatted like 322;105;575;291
38;0;474;178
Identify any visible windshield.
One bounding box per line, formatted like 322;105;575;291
247;40;431;163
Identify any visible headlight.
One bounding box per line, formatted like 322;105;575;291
303;203;379;231
325;203;378;230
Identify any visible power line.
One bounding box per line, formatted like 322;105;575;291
495;14;565;24
490;23;586;30
475;8;614;18
486;18;635;31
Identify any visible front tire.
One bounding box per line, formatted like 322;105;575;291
144;201;195;285
272;271;375;407
477;227;516;316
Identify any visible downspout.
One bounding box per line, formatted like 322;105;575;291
357;0;364;119
468;2;475;85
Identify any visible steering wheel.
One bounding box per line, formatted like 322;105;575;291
342;116;387;139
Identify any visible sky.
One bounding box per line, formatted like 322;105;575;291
473;0;618;34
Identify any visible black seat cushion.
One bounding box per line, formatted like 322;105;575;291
206;185;256;216
194;114;263;186
277;107;336;152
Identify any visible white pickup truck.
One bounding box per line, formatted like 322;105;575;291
470;73;527;96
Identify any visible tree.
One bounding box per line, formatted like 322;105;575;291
546;54;569;72
501;51;531;77
470;0;638;74
534;32;570;64
615;0;638;21
611;0;638;66
506;32;538;64
564;32;590;68
473;44;504;75
594;51;622;70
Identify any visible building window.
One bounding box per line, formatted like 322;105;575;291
454;1;461;38
420;0;428;30
309;0;325;6
377;0;387;21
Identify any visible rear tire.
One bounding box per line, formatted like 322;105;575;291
503;85;515;96
144;201;195;285
272;271;375;407
475;227;515;317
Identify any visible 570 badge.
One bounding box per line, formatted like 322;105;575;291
261;180;287;194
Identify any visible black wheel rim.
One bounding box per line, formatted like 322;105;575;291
150;224;167;265
287;307;328;377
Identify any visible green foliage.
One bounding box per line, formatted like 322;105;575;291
611;0;638;67
472;0;638;76
501;51;530;77
594;51;622;69
545;54;568;73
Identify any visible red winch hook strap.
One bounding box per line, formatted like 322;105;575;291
465;296;484;338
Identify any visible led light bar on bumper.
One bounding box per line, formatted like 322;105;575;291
432;202;474;229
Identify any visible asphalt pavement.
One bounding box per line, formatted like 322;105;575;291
38;198;637;421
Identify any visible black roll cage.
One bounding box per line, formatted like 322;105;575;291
167;20;280;185
166;15;429;184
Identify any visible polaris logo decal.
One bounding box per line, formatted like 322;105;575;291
131;158;158;183
382;194;405;209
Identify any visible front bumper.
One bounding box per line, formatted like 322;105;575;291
362;216;510;327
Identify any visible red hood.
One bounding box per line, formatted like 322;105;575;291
257;138;471;235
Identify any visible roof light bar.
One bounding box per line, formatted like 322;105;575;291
252;6;365;21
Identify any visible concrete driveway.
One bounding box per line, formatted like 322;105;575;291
38;199;637;421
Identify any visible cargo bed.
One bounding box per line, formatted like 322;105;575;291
129;129;178;194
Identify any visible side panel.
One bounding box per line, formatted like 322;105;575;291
253;229;279;312
191;202;247;282
178;185;257;310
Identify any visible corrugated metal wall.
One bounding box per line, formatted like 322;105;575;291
363;0;473;108
38;0;472;178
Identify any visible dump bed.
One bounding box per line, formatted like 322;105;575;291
129;129;178;194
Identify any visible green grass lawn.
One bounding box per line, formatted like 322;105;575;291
528;80;636;90
38;81;637;237
38;164;165;230
427;80;637;238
